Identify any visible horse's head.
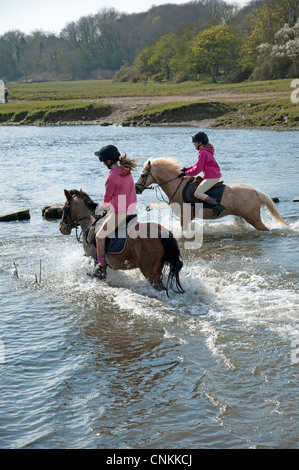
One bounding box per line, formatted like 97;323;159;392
135;157;182;194
59;189;98;235
59;189;78;235
135;160;154;194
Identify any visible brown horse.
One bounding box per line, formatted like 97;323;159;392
135;158;290;231
59;189;184;295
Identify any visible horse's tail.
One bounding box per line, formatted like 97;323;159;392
257;190;290;227
159;229;184;297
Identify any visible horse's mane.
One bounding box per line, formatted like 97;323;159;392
148;157;181;173
70;189;98;211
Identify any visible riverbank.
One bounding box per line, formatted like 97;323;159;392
123;97;299;129
0;101;111;125
1;78;298;129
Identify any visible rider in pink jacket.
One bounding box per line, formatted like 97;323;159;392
184;145;221;180
101;164;137;214
93;145;137;279
179;132;225;217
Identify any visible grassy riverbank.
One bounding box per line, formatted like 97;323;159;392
211;98;299;128
126;101;233;125
1;78;298;128
0;101;110;124
126;98;299;129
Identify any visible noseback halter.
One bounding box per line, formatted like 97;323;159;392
135;164;154;193
61;193;106;243
136;162;184;203
62;194;79;229
61;194;91;242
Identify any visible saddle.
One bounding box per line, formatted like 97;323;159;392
86;214;138;255
106;214;137;254
182;176;225;207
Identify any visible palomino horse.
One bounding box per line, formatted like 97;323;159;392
135;158;289;231
59;189;184;295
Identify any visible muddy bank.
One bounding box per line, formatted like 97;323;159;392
0;102;111;126
121;97;299;130
92;91;298;129
125;101;232;126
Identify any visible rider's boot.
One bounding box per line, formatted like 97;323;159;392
92;255;107;279
93;265;107;279
205;195;226;217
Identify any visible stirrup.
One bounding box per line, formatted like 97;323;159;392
213;204;226;217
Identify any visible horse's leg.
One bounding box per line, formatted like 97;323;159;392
243;216;269;231
139;258;165;291
170;202;193;231
119;236;165;290
232;200;269;231
137;239;166;291
222;185;270;231
146;272;165;291
235;202;269;231
238;196;270;231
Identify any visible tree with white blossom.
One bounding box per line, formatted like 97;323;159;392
252;19;299;79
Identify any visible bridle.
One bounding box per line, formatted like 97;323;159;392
61;194;95;242
62;195;78;229
135;162;184;204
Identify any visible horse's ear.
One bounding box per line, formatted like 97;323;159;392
147;160;151;166
64;189;71;200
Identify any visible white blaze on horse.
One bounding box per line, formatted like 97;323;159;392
59;189;184;295
135;158;289;231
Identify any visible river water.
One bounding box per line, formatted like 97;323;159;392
0;125;299;449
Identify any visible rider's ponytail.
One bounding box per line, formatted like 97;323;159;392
205;142;214;150
119;153;138;172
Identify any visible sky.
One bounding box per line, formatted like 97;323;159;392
0;0;250;36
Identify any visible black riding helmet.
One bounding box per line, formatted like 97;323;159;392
94;144;120;162
192;132;209;144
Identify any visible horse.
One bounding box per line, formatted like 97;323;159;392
135;157;290;231
59;189;184;296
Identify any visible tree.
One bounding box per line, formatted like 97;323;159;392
135;44;156;77
191;25;240;82
251;19;299;79
0;30;25;80
147;34;177;80
0;1;260;82
240;0;299;69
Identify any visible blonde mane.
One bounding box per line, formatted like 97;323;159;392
147;157;181;173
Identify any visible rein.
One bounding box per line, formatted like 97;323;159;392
136;164;183;204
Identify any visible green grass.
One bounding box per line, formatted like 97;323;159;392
127;100;234;124
7;78;293;101
211;98;299;129
0;101;110;123
126;97;299;129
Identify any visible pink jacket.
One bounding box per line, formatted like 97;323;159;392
101;166;137;214
185;146;221;179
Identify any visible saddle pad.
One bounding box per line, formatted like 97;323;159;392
182;177;226;206
105;214;138;254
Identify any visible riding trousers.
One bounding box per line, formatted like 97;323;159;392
95;212;131;256
193;177;220;201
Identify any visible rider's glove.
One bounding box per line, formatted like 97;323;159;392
95;205;107;217
178;167;186;178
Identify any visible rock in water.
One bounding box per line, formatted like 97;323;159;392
0;208;30;221
42;203;64;220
